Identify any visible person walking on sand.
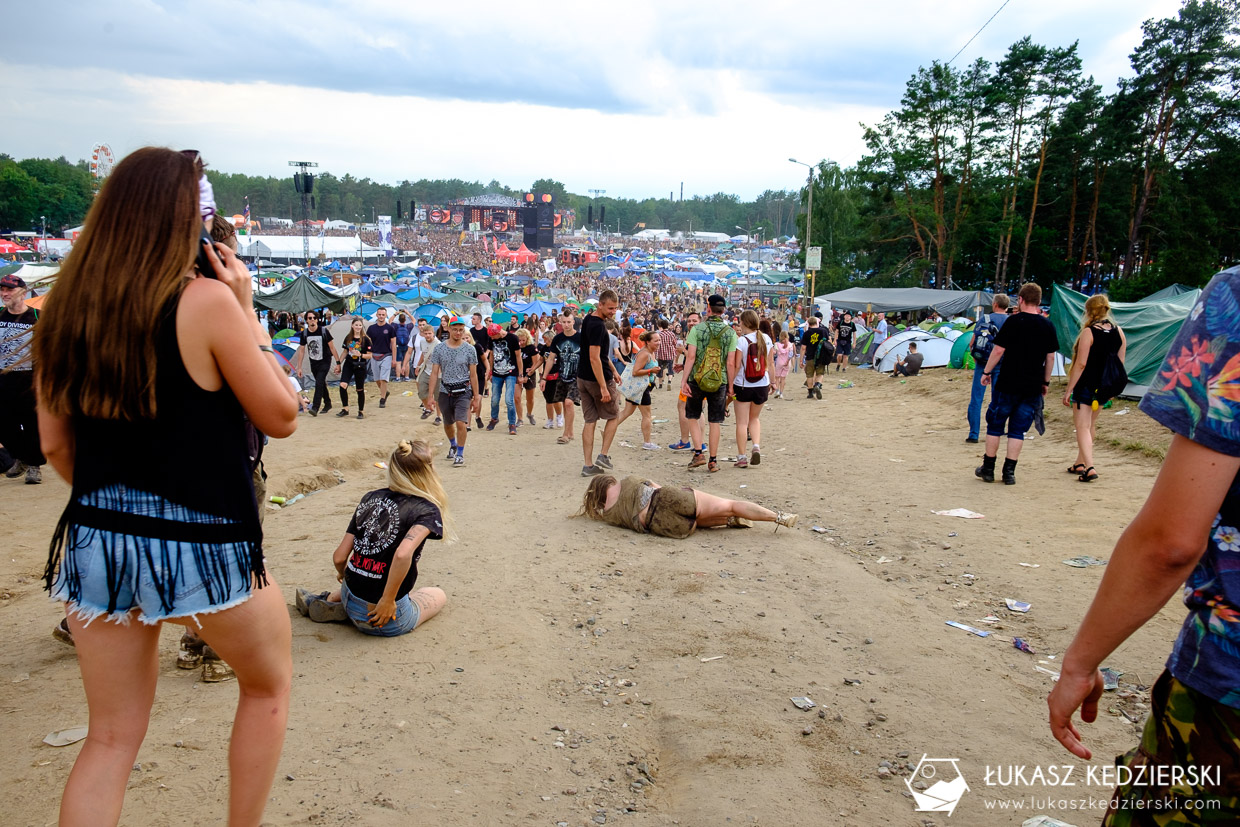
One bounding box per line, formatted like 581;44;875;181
485;322;523;435
336;317;372;419
772;331;793;398
367;307;397;409
0;273;44;484
655;318;677;390
1062;294;1127;483
295;311;339;416
578;289;622;477
669;311;705;451
414;323;440;424
682;294;738;473
516;327;540;426
1048;268;1240;820
34;147;300;826
538;329;562;429
614;330;661;450
544;313;582;445
966;294;1010;444
730;309;773;469
427;315;480;467
833;311;855;372
799;316;830;399
975;283;1059;485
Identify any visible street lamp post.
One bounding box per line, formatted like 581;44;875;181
40;214;46;260
789;158;815;312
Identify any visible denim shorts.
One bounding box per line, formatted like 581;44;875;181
985;390;1039;440
340;578;420;637
50;485;256;626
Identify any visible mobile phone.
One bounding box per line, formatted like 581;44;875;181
196;227;222;278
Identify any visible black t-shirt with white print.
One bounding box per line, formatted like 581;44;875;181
344;488;443;604
490;333;521;377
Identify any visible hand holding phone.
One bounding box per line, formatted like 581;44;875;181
196;227;224;278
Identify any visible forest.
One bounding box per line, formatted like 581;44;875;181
2;1;1238;300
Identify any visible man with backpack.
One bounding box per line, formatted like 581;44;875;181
681;294;738;472
966;293;1010;444
799;317;833;399
975;284;1058;485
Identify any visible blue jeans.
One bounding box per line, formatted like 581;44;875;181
986;390;1038;441
967;364;999;439
340;579;420;637
490;374;517;424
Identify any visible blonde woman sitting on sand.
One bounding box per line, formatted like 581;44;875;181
298;439;450;636
579;475;797;538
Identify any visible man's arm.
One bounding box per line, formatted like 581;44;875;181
980;344;1005;386
680;344;697;394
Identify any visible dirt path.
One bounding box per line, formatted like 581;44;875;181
0;367;1179;826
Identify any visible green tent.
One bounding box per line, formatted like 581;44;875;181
253;274;350;313
439;291;482;306
1049;285;1201;392
950;331;975;369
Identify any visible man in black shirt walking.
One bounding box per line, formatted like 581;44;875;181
578;290;622;477
975;283;1059;485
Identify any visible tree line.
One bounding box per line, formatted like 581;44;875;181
804;0;1240;300
0;155;800;247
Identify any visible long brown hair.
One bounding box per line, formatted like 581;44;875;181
577;474;618;520
740;309;767;364
34;147;201;419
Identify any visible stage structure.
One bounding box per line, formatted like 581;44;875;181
289;160;318;264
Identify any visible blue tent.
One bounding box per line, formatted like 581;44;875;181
396;286;446;301
378;283;403;294
534;279;551;288
416;265;436;273
506;299;565;318
601;267;624;278
321;260;344;271
414;303;448;321
358;282;375;294
357;300;382;317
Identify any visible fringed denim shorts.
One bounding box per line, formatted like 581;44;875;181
49;484;260;626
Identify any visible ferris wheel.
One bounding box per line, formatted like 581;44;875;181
89;143;115;188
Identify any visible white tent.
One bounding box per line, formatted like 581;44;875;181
239;234;383;260
876;333;954;372
690;231;732;243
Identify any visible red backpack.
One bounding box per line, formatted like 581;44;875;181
743;333;766;382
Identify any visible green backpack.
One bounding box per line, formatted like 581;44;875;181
692;319;728;392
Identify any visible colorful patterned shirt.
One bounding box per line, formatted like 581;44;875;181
1140;270;1240;708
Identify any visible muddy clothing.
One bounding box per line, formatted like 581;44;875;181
596;477;698;540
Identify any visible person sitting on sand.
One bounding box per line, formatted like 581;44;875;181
297;439;449;636
891;342;924;377
579;475;797;539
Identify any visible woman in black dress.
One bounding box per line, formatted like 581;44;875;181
1063;294;1127;482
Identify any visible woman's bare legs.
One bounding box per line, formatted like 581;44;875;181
615;401;639;429
748;402;764;447
176;580;292;827
692;489;777;527
734;401;751;456
410;587;447;627
60;611;161;827
639;406;653;444
1072;404;1102;469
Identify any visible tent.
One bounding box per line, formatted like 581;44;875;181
949;331;976;369
509;244;538;264
505;299;565;318
253;274;351;313
1137;283;1197;303
1050;283;1202;395
821;287;994;317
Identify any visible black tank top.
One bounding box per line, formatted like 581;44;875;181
45;293;263;585
1080;322;1122;392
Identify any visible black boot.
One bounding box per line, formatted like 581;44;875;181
975;454;996;483
1002;458;1017;486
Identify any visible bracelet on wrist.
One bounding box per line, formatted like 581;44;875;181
258;344;274;353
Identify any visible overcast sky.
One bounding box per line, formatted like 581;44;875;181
0;0;1184;202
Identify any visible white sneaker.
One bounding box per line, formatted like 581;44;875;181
556;414;564;428
543;419;554;429
642;442;660;450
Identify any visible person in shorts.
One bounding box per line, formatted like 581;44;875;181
366;308;397;408
800;317;829;399
427;315;479;467
655;318;677;390
681;294;739;473
579;474;797;538
546;314;582;443
414;323;439;423
578;290;622;477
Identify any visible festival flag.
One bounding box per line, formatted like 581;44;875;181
242;197;251;234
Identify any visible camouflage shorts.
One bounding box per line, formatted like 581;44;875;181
1102;670;1240;826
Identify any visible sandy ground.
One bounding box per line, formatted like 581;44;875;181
0;365;1183;827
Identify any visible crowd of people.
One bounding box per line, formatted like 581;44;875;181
7;144;1240;826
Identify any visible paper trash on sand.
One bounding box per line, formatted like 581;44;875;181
932;508;984;519
43;726;88;747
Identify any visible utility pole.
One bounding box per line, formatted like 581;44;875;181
789;159;815;311
588;189;605;235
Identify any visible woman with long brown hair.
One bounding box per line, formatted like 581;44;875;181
34;147;299;826
729;309;774;468
1062;294;1127;482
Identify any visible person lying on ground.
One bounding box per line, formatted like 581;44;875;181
578;474;797;539
297;439;450;636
